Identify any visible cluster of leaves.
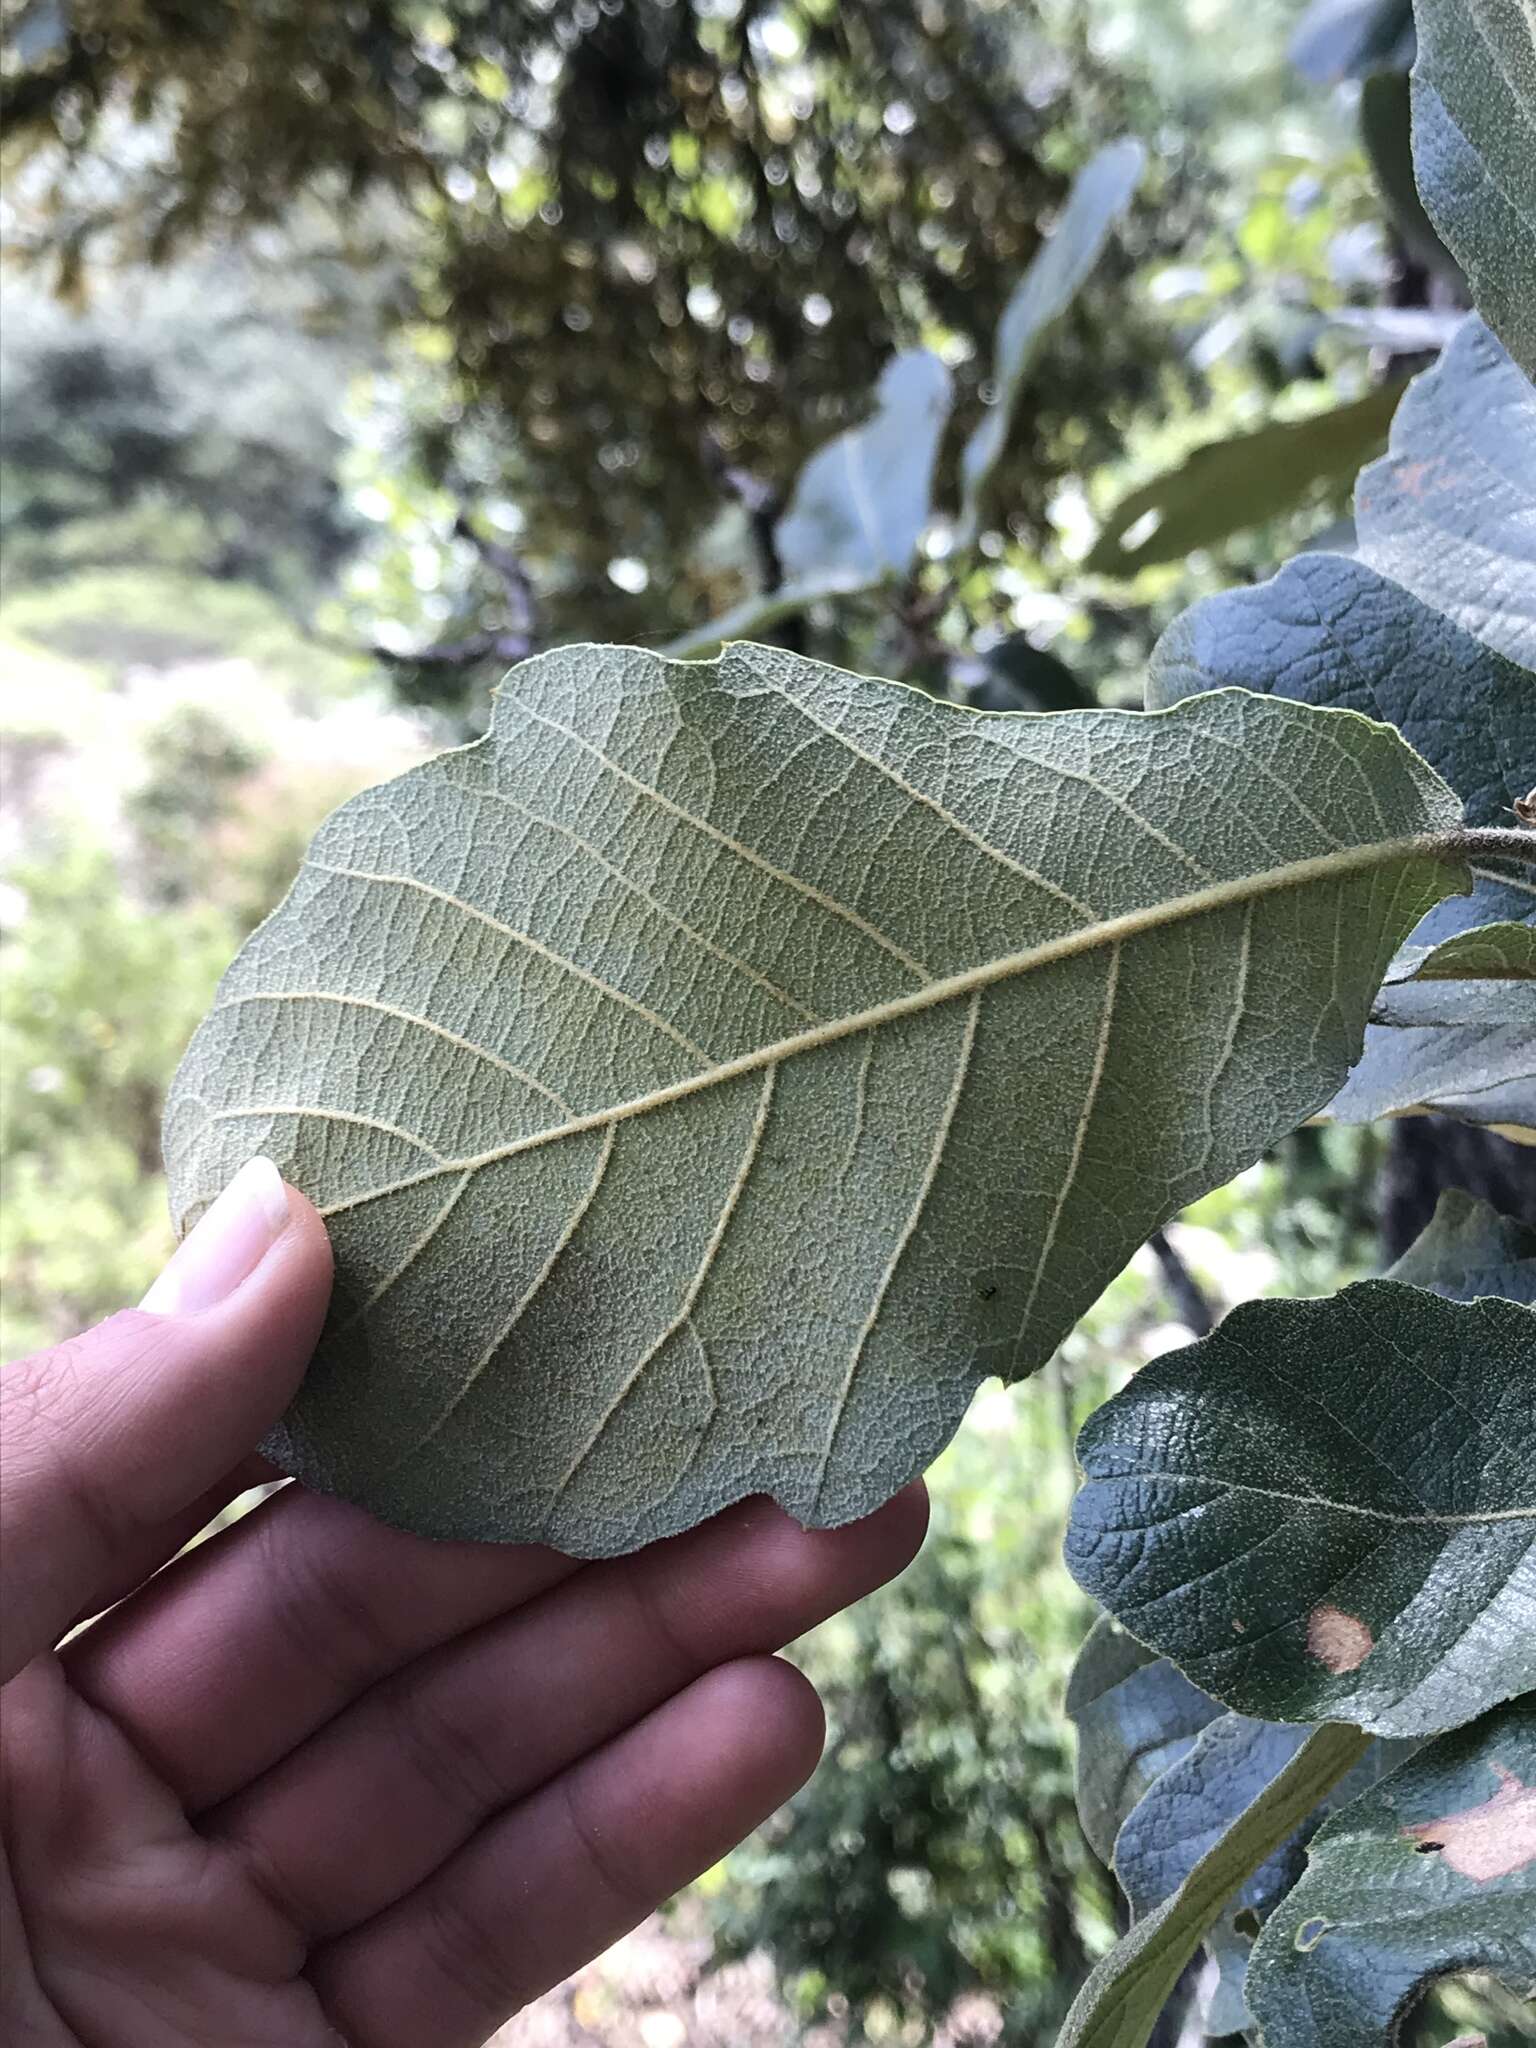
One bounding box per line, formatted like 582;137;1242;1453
154;1;1536;2041
1;0;1174;654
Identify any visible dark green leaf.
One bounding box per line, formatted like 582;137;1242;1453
1056;1723;1373;2048
957;140;1144;541
1065;1618;1222;1865
1147;548;1536;948
1411;0;1536;379
1085;383;1405;578
1385;1189;1536;1305
1247;1697;1536;2047
1355;317;1536;670
1114;1714;1416;2037
1373;922;1536;1027
163;645;1466;1553
1360;70;1460;281
968;637;1097;714
1066;1282;1536;1735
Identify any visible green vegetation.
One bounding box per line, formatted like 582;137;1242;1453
3;0;1533;2042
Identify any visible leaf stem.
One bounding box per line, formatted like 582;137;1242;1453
1444;826;1536;867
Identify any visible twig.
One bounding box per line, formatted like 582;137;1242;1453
1148;1229;1215;1337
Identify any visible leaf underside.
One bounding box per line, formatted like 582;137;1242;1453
1385;1189;1536;1306
165;644;1462;1553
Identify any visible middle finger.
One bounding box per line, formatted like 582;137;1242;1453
202;1486;925;1938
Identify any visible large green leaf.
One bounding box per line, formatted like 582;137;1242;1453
164;645;1467;1553
1065;1618;1222;1865
1066;1282;1536;1735
1354;318;1536;671
1084;382;1406;579
1386;1189;1536;1305
667;349;952;657
956;140;1144;542
1247;1697;1536;2047
1055;1723;1372;2048
1411;0;1536;380
1114;1714;1416;2037
1147;549;1536;948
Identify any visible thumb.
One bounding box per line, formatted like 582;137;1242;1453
0;1159;332;1682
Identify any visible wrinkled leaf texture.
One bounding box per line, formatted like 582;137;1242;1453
1248;1697;1536;2047
166;644;1465;1553
1067;1282;1536;1736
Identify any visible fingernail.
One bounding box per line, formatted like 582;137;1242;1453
140;1157;291;1315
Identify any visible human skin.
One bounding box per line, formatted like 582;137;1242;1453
1;1158;926;2047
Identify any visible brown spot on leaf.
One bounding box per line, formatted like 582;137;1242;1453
1305;1604;1373;1674
1402;1764;1536;1882
1515;787;1536;827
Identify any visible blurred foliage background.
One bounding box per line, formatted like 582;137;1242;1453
1;1;1527;2043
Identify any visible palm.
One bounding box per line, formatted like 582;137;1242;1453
2;1481;923;2048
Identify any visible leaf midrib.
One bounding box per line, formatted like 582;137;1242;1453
218;831;1457;1221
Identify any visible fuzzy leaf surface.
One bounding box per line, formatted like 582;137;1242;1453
1147;549;1536;949
1065;1619;1222;1866
1067;1283;1536;1735
1114;1714;1416;2037
1055;1724;1372;2048
1411;0;1536;379
1385;1190;1536;1306
166;645;1464;1553
1247;1698;1536;2047
1354;318;1536;670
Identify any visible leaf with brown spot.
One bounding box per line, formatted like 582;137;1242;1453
1306;1606;1375;1676
1404;1763;1536;1881
1249;1699;1536;2047
1067;1283;1536;1735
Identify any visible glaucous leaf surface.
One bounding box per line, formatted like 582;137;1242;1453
1386;1189;1536;1306
1325;1018;1536;1136
1067;1283;1536;1735
1411;0;1536;380
1148;544;1536;1130
1359;70;1460;282
776;348;952;589
666;350;952;657
1147;550;1536;948
1065;1619;1222;1866
956;139;1144;541
1084;383;1404;579
165;645;1465;1553
1056;1724;1372;2048
1114;1714;1417;2038
1355;318;1536;670
1247;1698;1536;2047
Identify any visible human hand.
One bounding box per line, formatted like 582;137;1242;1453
1;1159;926;2047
